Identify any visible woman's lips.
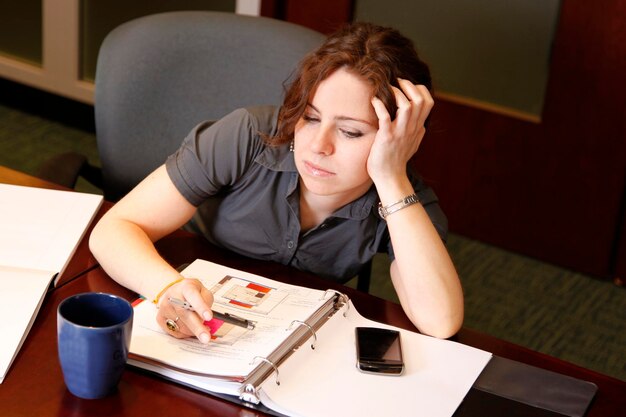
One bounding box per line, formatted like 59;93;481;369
304;161;335;177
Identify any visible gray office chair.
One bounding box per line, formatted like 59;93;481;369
38;11;373;292
40;12;325;200
96;11;325;201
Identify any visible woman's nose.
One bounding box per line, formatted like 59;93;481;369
310;125;334;155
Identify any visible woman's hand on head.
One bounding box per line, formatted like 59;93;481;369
156;278;214;344
367;79;434;184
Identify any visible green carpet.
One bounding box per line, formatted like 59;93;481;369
1;97;624;382
0;103;101;194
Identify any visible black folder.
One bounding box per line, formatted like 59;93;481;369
456;356;598;417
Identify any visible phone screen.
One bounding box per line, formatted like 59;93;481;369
355;327;404;375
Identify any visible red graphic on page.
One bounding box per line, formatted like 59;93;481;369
224;282;271;308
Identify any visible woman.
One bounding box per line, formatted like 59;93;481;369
89;22;463;342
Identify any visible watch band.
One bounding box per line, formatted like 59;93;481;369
378;193;420;219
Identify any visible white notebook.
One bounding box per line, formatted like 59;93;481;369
129;259;493;417
0;184;103;383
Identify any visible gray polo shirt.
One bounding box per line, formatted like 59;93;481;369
165;106;447;283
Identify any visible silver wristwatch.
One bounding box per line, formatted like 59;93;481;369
378;193;420;219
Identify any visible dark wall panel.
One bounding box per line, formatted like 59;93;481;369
416;0;626;278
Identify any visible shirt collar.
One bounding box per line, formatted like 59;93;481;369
332;186;378;220
255;144;296;172
255;145;379;220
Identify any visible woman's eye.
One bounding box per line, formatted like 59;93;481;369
341;129;363;139
302;115;320;123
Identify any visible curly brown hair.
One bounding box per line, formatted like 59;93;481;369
266;22;432;146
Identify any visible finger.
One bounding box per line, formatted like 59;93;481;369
392;83;411;110
371;96;392;132
397;78;423;104
398;80;434;128
414;84;434;128
397;79;433;110
160;305;212;343
392;84;420;133
180;279;214;321
178;281;213;344
156;308;189;339
178;308;212;344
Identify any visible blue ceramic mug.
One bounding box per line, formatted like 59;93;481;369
57;292;133;399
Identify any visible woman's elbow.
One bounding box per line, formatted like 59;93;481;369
88;219;106;259
413;307;464;339
428;318;463;339
88;214;119;260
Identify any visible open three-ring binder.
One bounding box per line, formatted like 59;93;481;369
128;259;493;417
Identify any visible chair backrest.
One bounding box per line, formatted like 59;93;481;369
95;11;324;201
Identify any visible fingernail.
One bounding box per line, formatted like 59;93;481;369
203;311;212;320
199;332;210;344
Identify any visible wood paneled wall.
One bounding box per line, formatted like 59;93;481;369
261;0;352;34
417;0;626;279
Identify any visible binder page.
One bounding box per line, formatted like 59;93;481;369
0;265;55;383
0;184;103;280
129;259;333;384
259;300;493;417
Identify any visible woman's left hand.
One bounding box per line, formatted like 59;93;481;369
367;79;434;185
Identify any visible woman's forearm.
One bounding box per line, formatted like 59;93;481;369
88;165;198;301
378;178;464;338
89;216;182;301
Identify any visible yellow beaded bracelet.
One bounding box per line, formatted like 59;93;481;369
152;277;185;306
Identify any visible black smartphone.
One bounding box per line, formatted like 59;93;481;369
355;327;404;375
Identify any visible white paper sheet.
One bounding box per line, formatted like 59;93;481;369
0;266;56;383
0;183;103;281
259;301;492;417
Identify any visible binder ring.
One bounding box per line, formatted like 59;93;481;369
320;289;336;300
322;289;350;317
288;320;317;349
335;291;350;317
250;356;280;386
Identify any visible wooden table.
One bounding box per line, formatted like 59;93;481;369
1;166;624;416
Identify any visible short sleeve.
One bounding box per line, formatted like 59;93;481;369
165;107;277;207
